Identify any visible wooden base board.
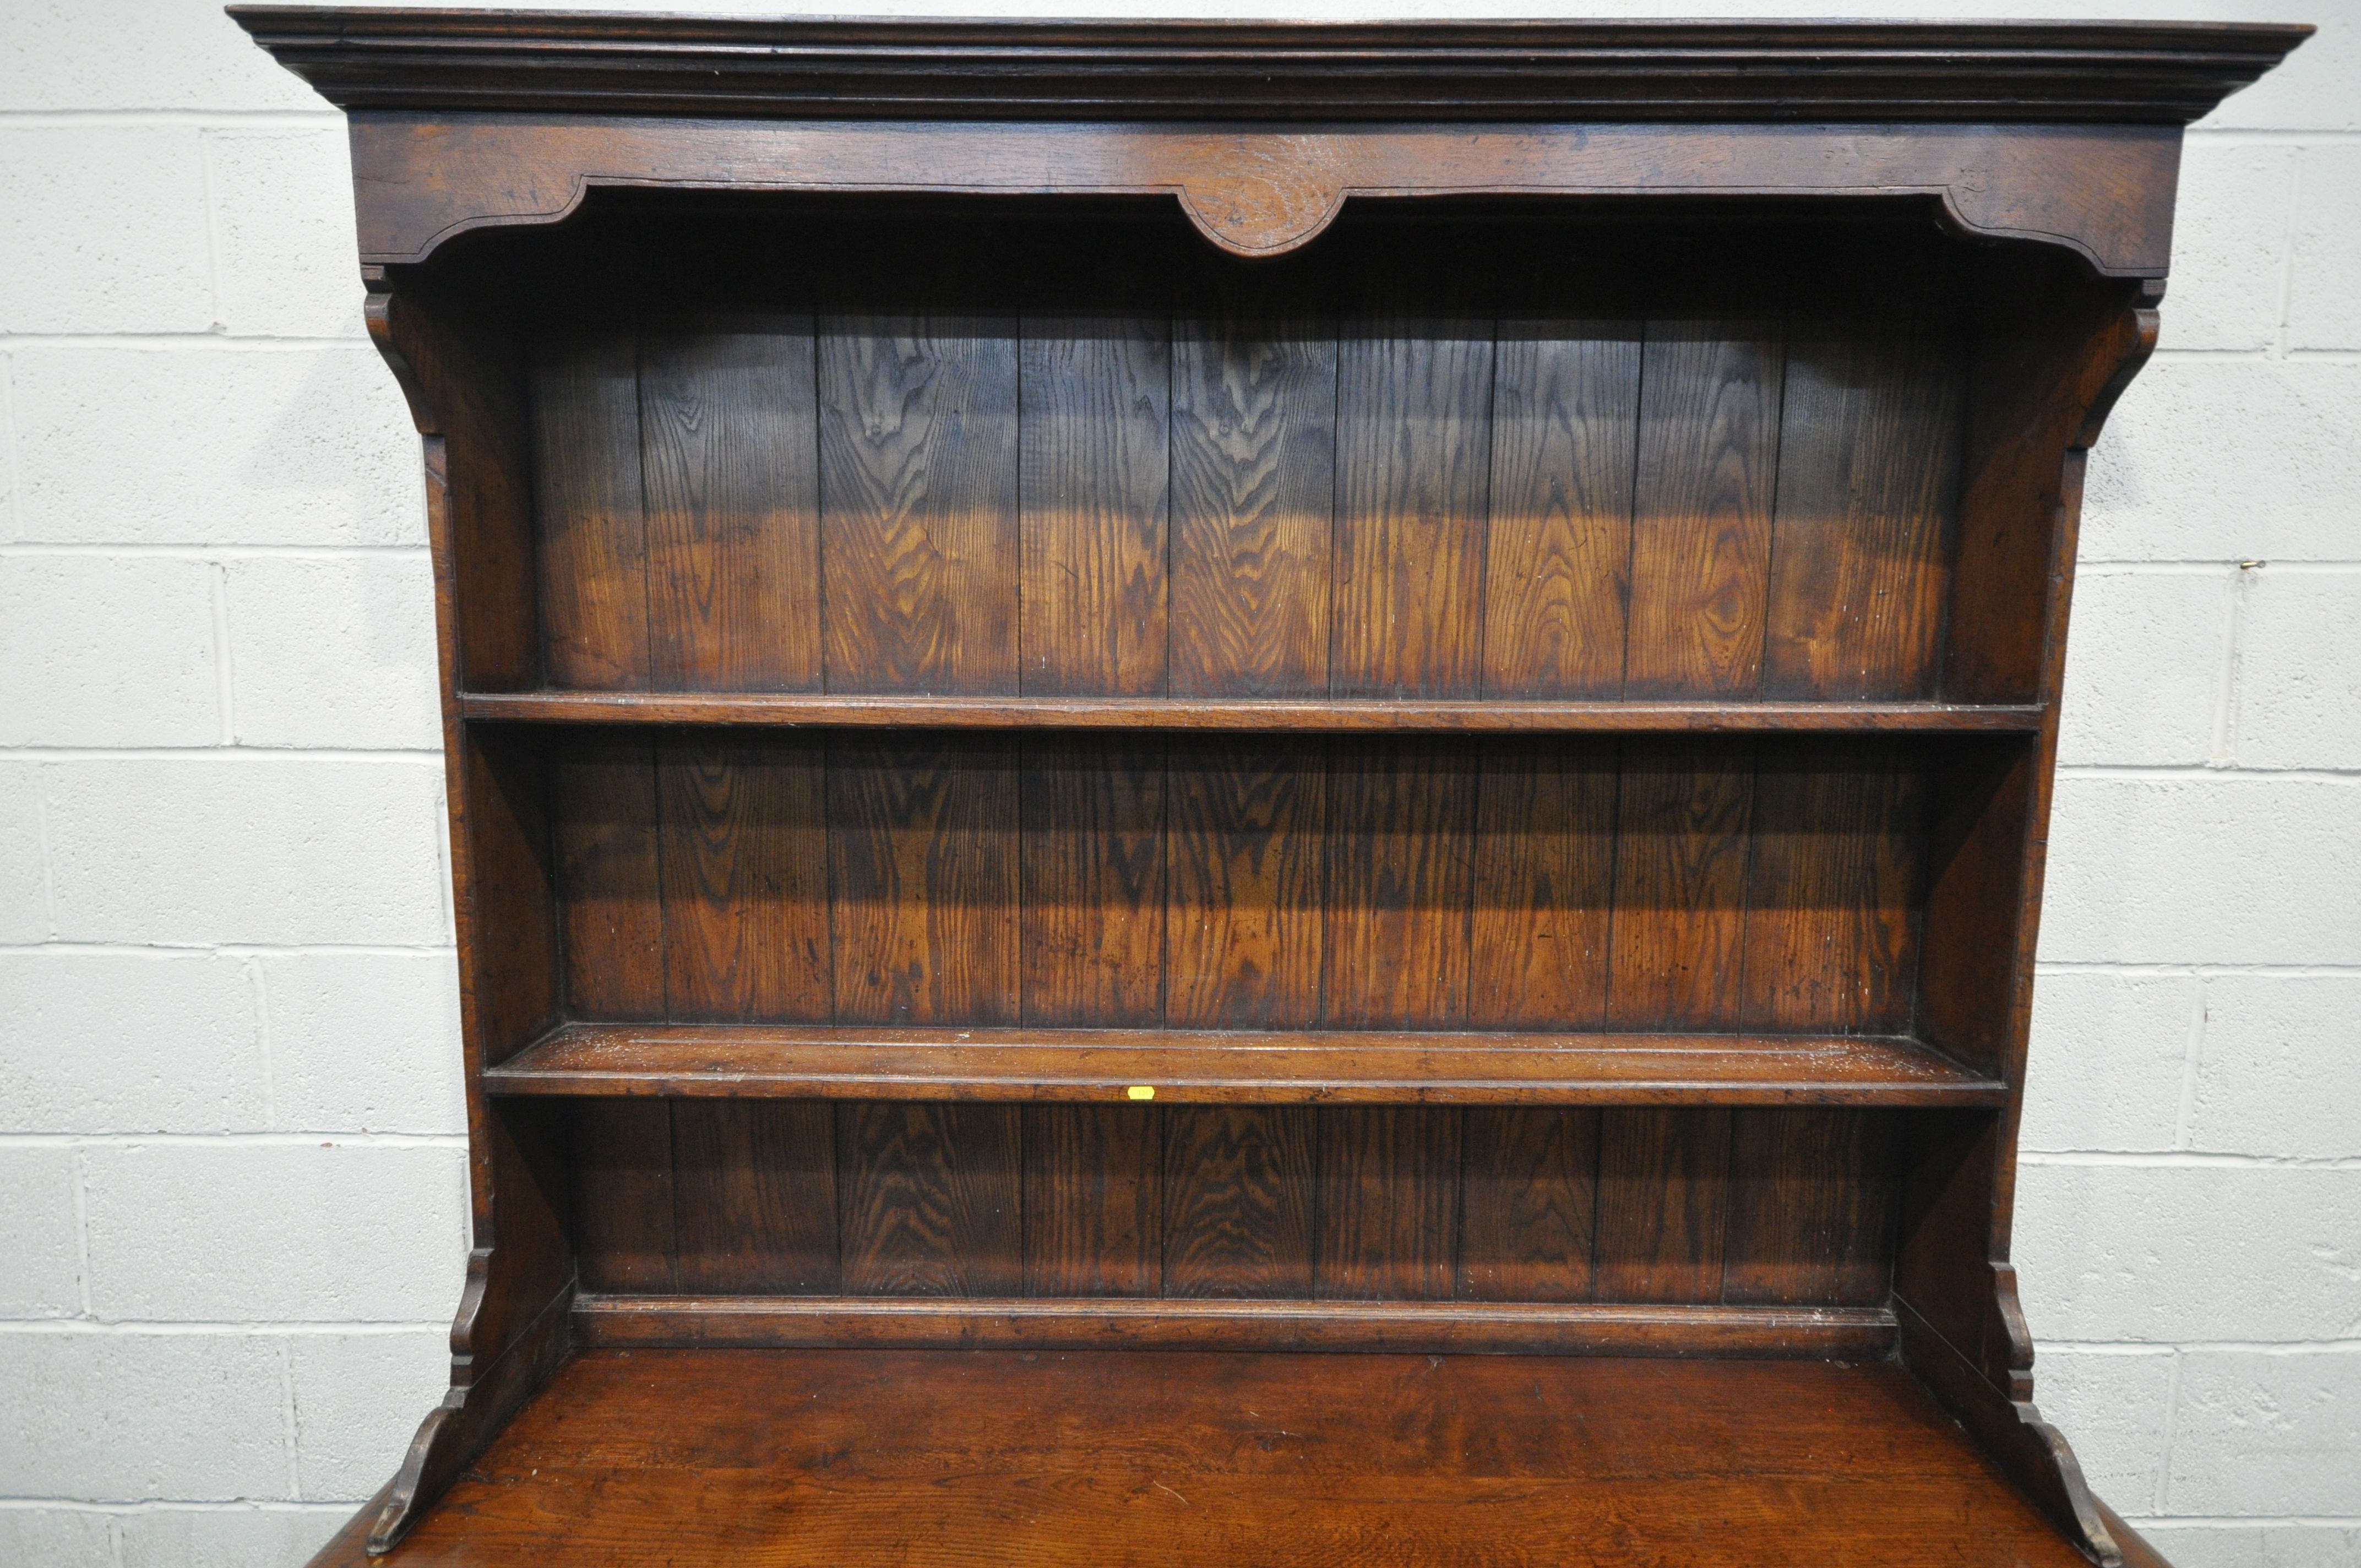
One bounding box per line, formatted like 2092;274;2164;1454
308;1348;2166;1565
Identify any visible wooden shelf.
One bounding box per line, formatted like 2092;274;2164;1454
458;690;2046;733
301;1348;2168;1568
485;1022;2007;1106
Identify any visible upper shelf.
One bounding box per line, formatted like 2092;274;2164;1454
459;692;2046;735
485;1022;2007;1107
228;10;2308;125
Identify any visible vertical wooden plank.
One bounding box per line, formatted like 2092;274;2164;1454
550;734;663;1020
1603;740;1754;1030
1314;1107;1461;1302
1020;311;1171;695
532;331;650;688
818;310;1020;693
1330;291;1497;697
836;1103;1022;1296
1740;742;1924;1034
828;738;1019;1025
1458;1107;1601;1303
1168;289;1336;696
1323;740;1477;1029
1764;311;1963;699
1481;322;1643;697
570;1099;674;1293
1723;1109;1901;1307
1160;1107;1315;1299
1623;322;1783;698
1020;737;1167;1027
1021;1106;1160;1297
656;733;831;1022
1165;738;1325;1030
1469;738;1618;1029
671;1101;839;1295
639;320;822;690
1593;1108;1733;1304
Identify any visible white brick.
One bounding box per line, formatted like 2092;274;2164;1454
2058;569;2232;766
0;762;51;943
41;758;447;946
2042;776;2361;966
2236;568;2361;771
2190;974;2361;1159
0;1146;84;1316
2288;145;2361;351
0;1332;288;1499
0;127;214;335
2016;1164;2361;1342
0;0;328;113
2030;1348;2175;1512
2159;142;2298;353
207;129;368;341
225;556;441;750
81;1142;468;1322
119;1509;346;1568
11;347;424;547
259;951;466;1135
2082;360;2361;564
2168;1351;2361;1516
0;556;220;747
2136;1525;2361;1568
0;1510;112;1568
2022;970;2197;1154
0;951;264;1133
289;1331;449;1500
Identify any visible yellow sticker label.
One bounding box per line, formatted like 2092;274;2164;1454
1127;1085;1156;1101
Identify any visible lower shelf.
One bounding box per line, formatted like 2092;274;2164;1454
485;1022;2006;1106
312;1348;2164;1567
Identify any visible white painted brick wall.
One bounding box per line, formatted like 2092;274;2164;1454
1;2;2352;1564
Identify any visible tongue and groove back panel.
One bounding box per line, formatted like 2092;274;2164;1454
516;205;1968;704
518;205;1974;1322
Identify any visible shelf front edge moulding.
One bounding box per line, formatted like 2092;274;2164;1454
227;9;2309;1566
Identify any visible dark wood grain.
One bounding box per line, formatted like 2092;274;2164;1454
818;309;1020;694
1019;737;1166;1026
638;320;822;690
826;737;1019;1024
1165;738;1324;1029
487;1021;2009;1106
1322;739;1477;1028
1329;275;1495;698
1624;322;1782;698
1723;1108;1900;1307
1482;319;1642;698
1022;1105;1160;1297
1161;1107;1315;1298
298;1349;2148;1567
1594;1107;1733;1303
549;735;663;1019
655;733;831;1022
1764;307;1963;700
1459;1107;1601;1302
836;1102;1022;1296
462;689;2049;732
569;1098;673;1293
532;331;649;688
670;1101;839;1294
1314;1106;1462;1300
1741;742;1925;1033
1470;738;1618;1029
1020;309;1171;695
1604;739;1754;1030
1168;282;1336;697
